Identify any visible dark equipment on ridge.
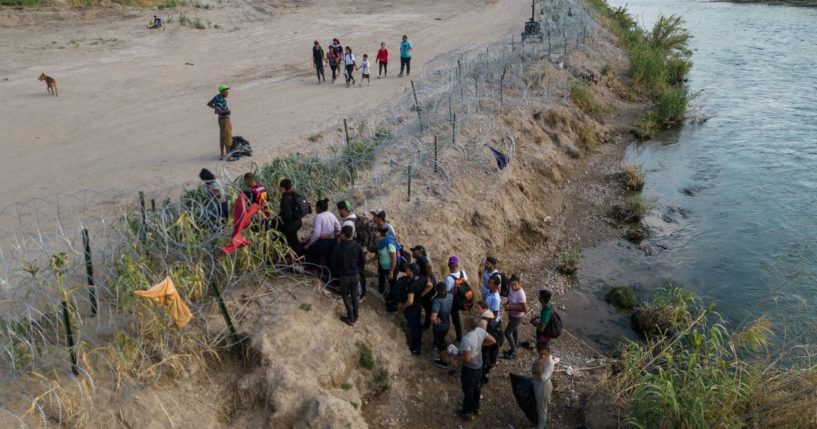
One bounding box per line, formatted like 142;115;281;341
521;0;544;42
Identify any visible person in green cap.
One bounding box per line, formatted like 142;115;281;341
207;85;236;161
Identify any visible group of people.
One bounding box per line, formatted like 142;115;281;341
197;170;560;426
311;35;414;87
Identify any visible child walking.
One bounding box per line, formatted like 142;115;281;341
376;42;388;78
344;46;356;88
357;53;371;86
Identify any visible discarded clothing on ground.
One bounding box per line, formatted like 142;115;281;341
509;373;538;424
230;136;253;158
221;192;260;255
134;276;192;328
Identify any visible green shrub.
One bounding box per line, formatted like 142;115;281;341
667;57;692;85
656;86;687;126
370;368;390;393
605;286;636;310
0;0;43;6
629;43;668;93
157;0;176;9
340;382;353;390
357;342;374;370
178;13;190;26
648;15;692;58
634;112;659;140
579;123;598;151
558;249;580;275
570;82;601;114
192;18;205;29
610;195;650;223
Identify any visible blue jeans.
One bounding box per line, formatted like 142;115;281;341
405;308;422;353
461;366;483;414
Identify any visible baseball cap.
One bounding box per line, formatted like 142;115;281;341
410;245;425;253
378;227;390;234
448;256;460;267
374;210;387;220
337;200;352;211
486;256;497;265
218;84;230;93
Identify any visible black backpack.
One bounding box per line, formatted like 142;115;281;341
292;192;312;219
386;276;410;312
353;215;370;248
497;272;511;297
483;316;504;347
230;136;253;157
543;309;563;339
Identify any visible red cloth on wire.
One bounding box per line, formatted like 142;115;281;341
221;192;260;255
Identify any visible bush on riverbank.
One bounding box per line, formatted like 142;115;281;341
589;0;692;135
608;287;817;428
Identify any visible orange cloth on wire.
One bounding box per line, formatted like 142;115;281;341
134;276;193;328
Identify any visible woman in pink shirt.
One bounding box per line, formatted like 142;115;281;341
502;274;528;359
303;199;341;269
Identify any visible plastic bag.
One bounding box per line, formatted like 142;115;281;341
509;373;538;424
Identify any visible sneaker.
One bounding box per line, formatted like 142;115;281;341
502;351;516;360
455;410;474;422
432;359;449;369
482;376;489;385
340;316;355;326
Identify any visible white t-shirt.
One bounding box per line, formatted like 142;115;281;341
344;53;355;66
342;214;357;237
444;269;468;293
459;327;487;369
360;59;370;74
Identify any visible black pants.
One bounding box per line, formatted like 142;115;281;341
329;63;339;81
378;267;396;294
461;366;483;415
400;57;411;75
482;343;499;377
339;275;359;322
314;62;325;81
345;64;355;83
504;315;522;354
451;295;463;341
421;294;433;329
379;62;387;76
306;238;335;272
405;308;422;353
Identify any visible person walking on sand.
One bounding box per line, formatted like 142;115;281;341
343;46;356;88
357;53;371;86
502;274;527;359
206;84;236;161
445;256;468;342
376;42;389;78
199;168;228;225
452;316;496;422
398;35;413;77
532;342;559;429
330;225;365;326
326;43;340;83
312;41;326;84
430;282;452;368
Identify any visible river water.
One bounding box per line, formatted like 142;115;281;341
567;0;817;351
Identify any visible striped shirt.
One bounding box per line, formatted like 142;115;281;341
210;94;230;118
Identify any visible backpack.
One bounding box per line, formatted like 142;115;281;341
386;276;410;312
352;215;372;249
497;272;511;297
398;247;411;272
230;136;253;157
291;192;312;219
483;316;504;347
450;271;474;311
543;308;563;339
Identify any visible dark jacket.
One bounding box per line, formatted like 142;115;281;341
278;192;302;232
330;239;365;277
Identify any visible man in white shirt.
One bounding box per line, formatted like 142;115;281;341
453;316;496;421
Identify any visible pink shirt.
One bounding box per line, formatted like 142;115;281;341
507;288;527;318
308;211;341;245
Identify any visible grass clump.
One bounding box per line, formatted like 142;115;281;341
656;86;687;126
607;287;817;428
357;342;374;370
340;382;353;391
633;112;659;140
570;81;601;115
370;368;391;393
308;133;322;143
192;18;206;29
610;195;650;223
157;0;176;9
0;0;44;6
621;165;645;191
557;249;580;275
178;13;190;26
579;123;598;152
605;286;636;310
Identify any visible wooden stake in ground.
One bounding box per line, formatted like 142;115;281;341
82;228;97;317
411;80;422;129
344;119;350;146
407;164;412;202
434;135;438;173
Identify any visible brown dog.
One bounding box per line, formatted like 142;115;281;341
38;73;58;97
